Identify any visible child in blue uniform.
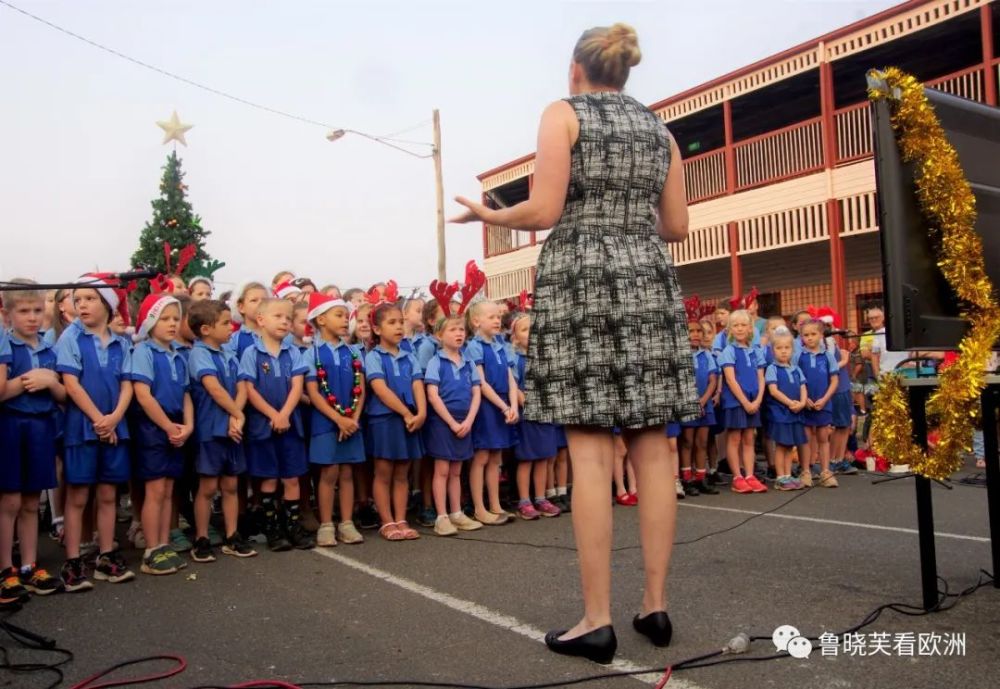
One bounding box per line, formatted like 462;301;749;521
465;301;518;526
794;320;840;488
129;294;194;575
240;298;315;551
226;282;268;359
509;313;561;520
679;319;719;496
423;313;485;536
304;294;366;547
0;282;66;599
718;310;767;494
764;327;806;491
413;299;444;528
366;302;426;541
187;299;255;562
829;331;856;475
56;276;135;589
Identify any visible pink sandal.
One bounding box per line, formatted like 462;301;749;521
379;522;405;541
396;520;420;540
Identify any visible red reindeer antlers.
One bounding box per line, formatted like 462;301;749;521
429;280;460;316
428;261;486;317
728;286;759;311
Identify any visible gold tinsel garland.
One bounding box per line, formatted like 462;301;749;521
867;68;1000;480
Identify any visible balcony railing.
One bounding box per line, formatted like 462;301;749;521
484;224;535;256
734;117;825;191
683;149;727;202
486;267;534;299
737;201;829;255
670;223;730;266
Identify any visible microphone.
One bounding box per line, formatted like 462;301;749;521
110;268;160;282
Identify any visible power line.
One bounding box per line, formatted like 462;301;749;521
0;0;433;159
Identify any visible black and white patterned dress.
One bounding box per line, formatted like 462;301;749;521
524;92;699;429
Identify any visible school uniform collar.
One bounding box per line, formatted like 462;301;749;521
145;339;179;355
315;334;351;351
802;342;829;355
435;348;470;366
194;339;225;353
69;319;127;348
772;360;797;370
7;331;50;352
730;341;754;350
173;340;193;351
252;336;293;357
473;334;501;348
374;344;409;359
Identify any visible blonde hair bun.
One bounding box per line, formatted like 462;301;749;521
604;23;641;68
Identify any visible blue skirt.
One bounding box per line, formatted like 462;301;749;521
681;404;715;428
665;422;681;438
711;402;726;435
309;430;366;465
803;408;833;427
367;414;424;461
473;402;515;451
723;407;761;430
769;421;807;448
555;426;568;449
424;412;473;462
515;421;558;461
831;392;853;428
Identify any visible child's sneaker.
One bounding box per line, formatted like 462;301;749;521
141;546;179;576
0;567;30;604
416;506;437;528
190;537;216;563
730;476;753;494
534;499;562;517
59;558;94;593
675;479;685;499
288;521;317;550
94;550;135;583
798;469;813;487
517;501;540;520
116;495;133;523
169;528;193;553
695;479;719;495
449;512;483;531
48;518;65;543
775;476;797;491
222;532;258;558
20;565;63;596
317;523;337;547
355;503;380;530
207;524;224;546
337;521;364;544
434;515;458;536
126;522;146;549
818;470;840;488
745;475;768;493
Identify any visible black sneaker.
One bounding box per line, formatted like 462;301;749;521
94;550;135;584
682;480;701;497
556;494;571;513
191;537;216;563
20;565;63;596
288;522;316;550
0;568;30;604
222;531;258;558
355;503;379;530
140;546;179;576
695;480;720;495
266;524;293;552
766;466;778;481
707;471;729;486
60;558;94;593
415;506;437;528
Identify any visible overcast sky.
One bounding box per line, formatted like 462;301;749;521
0;0;898;291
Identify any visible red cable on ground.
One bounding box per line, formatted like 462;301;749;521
653;665;673;689
229;682;304;689
67;654;188;689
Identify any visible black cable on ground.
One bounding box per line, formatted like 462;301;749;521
0;609;74;689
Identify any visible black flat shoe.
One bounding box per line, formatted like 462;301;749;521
544;625;617;664
633;611;672;647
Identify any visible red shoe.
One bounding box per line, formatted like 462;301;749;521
745;475;768;493
615;493;638;506
730;477;752;494
627;491;638;505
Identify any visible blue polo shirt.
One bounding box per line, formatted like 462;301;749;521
365;345;423;417
764;362;807;423
833;345;852;394
225;325;259;360
425;349;480;417
305;336;365;437
712;329;762;355
55;320;132;445
173;340;193;366
129;340;188;418
465;335;514;395
3;332;59;415
718;342;766;409
239;338;308;440
415;335;441;370
793;346;839;409
691;349;719;398
189;340;240;442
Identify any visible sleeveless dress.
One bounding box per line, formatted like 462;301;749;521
523;92;699;429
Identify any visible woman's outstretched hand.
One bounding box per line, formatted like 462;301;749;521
449;196;494;224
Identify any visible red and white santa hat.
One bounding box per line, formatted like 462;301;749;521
135;293;180;341
306;292;348;323
274;280;301;300
188;275;213;293
76;273;131;326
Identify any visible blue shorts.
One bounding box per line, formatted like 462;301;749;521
64;441;130;485
0;412;58;493
665;422;682;439
803;408;833;427
133;416;185;480
245;433;308;479
197;439;246;477
832;392;853;428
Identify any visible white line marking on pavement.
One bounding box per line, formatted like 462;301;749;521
312;547;707;689
679;502;990;543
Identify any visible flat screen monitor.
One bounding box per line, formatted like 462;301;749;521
872;87;1000;351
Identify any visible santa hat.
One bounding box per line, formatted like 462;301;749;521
306;292;348;323
76;273;131;326
188;275;213;293
135;293;180;341
274;280;301;300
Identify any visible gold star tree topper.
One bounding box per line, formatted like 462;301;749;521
157;111;193;146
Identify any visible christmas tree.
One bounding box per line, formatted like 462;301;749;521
130;151;214;300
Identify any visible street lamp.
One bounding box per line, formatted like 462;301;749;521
326;112;446;282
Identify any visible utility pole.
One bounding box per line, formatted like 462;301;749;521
433;109;446;282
